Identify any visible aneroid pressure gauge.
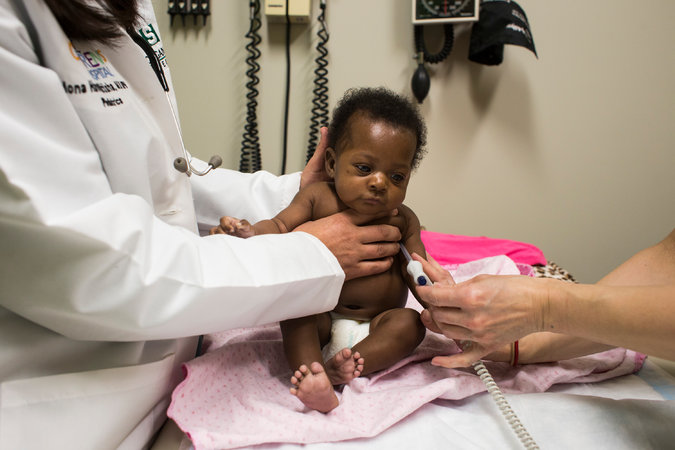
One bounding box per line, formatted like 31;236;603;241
412;0;479;24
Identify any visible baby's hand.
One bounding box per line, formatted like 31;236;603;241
210;216;255;238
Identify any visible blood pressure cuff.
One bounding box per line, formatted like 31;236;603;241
469;0;537;66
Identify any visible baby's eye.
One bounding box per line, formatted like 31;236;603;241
391;173;406;183
355;164;371;174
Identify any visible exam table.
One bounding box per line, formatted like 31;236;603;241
154;242;675;449
154;351;675;450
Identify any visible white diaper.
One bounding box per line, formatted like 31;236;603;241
321;312;371;361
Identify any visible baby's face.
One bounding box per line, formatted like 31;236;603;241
327;118;416;216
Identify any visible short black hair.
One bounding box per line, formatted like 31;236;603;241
327;87;427;169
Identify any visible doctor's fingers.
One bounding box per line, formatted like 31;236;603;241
300;127;330;188
416;282;466;308
412;253;455;285
420;309;443;334
424;306;475;340
431;346;487;369
295;220;397;280
354;224;402;249
344;256;396;281
428;321;475;343
356;233;401;259
343;232;399;280
298;210;401;244
339;208;400;228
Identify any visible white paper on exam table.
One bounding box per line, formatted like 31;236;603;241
242;360;675;450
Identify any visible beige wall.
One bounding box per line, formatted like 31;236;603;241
154;0;675;283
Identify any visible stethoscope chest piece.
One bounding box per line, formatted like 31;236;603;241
173;155;222;176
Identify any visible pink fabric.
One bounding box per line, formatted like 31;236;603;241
168;256;643;449
169;327;643;449
421;230;548;266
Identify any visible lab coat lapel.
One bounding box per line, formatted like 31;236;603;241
22;0;198;232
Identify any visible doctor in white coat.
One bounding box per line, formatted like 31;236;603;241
0;0;401;448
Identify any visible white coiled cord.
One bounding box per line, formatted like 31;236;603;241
403;258;539;448
473;361;539;449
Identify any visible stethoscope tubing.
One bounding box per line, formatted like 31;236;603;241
128;28;220;177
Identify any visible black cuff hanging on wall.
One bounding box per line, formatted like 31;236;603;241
469;0;536;66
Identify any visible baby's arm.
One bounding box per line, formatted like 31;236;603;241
210;216;255;238
211;185;318;238
397;206;429;307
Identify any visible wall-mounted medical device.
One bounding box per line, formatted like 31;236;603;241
412;0;479;24
264;0;311;24
411;0;479;103
411;0;537;103
167;0;210;26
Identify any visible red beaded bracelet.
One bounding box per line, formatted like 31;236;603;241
509;340;519;366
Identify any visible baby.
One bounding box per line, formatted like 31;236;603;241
212;87;428;412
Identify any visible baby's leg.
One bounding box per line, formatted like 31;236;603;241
289;362;339;413
351;308;426;375
280;314;339;412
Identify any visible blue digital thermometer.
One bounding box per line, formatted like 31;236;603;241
399;243;432;286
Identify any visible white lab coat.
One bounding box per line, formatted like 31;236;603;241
0;1;344;448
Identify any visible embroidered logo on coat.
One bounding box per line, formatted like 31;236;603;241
69;42;115;80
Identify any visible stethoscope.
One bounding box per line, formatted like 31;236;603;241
127;29;222;177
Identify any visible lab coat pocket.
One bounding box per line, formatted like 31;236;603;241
0;352;176;450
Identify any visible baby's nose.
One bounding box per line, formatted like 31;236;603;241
368;172;387;191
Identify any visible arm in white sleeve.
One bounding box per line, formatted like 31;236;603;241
0;183;344;341
0;8;343;342
190;165;302;232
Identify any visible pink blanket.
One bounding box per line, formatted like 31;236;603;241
421;230;548;266
168;256;644;449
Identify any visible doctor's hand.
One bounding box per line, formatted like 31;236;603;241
416;258;543;368
294;209;401;281
300;127;331;189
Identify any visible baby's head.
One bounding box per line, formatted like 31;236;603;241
324;87;427;215
327;87;427;170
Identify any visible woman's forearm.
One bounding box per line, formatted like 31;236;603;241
517;333;614;364
544;282;675;360
529;229;675;362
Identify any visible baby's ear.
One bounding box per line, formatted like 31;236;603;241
324;148;337;178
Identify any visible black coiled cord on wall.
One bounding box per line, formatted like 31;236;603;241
306;0;329;163
414;23;454;64
239;0;262;173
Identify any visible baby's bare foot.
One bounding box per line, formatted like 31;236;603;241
290;362;339;413
325;348;364;385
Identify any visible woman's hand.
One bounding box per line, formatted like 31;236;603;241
416;257;546;368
